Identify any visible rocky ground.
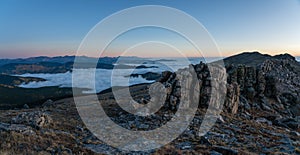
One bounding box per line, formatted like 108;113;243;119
0;52;299;154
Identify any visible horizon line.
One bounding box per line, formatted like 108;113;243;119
0;51;299;59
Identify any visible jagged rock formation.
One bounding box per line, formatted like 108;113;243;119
157;52;300;132
163;54;298;111
225;53;300;120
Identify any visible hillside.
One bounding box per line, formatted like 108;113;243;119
0;74;45;87
223;51;298;67
0;52;299;154
0;74;88;110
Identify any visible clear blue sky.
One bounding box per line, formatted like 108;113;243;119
0;0;300;58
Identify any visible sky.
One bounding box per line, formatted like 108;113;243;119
0;0;300;58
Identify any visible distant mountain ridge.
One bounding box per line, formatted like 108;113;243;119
0;56;116;66
1;52;298;66
0;56;74;66
223;51;298;66
0;56;157;74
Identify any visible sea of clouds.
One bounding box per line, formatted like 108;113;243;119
17;57;220;93
18;69;154;93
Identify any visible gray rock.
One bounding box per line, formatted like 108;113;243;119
245;87;256;101
239;96;251;111
12;111;52;129
273;117;299;130
138;123;149;130
224;83;240;114
256;117;272;125
84;144;119;155
289;104;300;117
210;151;222;155
0;122;11;131
43;99;54;107
213;146;238;155
217;115;225;123
176;141;192;150
0;122;34;134
290;131;300;137
199;136;211;146
23;104;29;109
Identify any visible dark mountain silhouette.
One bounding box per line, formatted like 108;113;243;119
0;56;76;66
0;56;158;74
223;51;298;67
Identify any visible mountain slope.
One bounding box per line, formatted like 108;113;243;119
223;51;298;67
0;74;45;87
0;52;299;154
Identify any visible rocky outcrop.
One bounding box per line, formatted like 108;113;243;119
159;53;300;127
42;99;54;107
12;111;52;129
224;82;240;114
159;62;226;113
227;55;300;116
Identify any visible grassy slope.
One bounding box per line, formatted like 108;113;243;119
0;86;87;110
0;74;45;86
